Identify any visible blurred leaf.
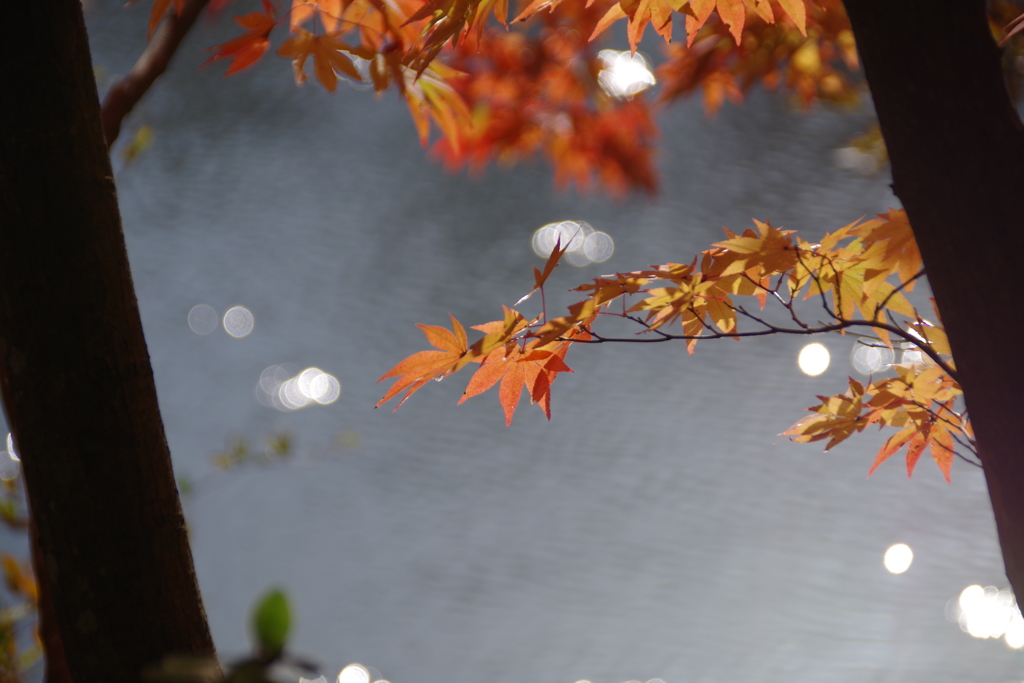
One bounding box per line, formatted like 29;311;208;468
265;432;292;459
121;125;155;165
252;589;291;659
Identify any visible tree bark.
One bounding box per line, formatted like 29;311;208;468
0;0;216;680
843;0;1024;600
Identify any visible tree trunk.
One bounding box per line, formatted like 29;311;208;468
843;0;1024;601
0;0;216;680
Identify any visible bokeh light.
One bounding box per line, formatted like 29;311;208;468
187;304;219;335
256;365;341;411
851;343;894;375
0;433;19;482
531;220;615;267
954;585;1023;647
901;347;925;364
883;543;913;574
583;231;615;263
798;343;830;376
338;664;370;683
597;50;656;98
223;306;254;338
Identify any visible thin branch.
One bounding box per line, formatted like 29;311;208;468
873;269;926;321
796;249;841;322
101;0;212;146
571;316;959;382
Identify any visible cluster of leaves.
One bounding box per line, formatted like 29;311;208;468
138;0;1024;194
656;0;859;113
433;0;660;195
378;209;977;481
143;0;855;194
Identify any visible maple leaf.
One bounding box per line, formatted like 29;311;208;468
202;0;278;75
462;305;532;369
684;0;805;45
403;62;472;151
782;377;870;451
851;209;922;295
710;219;797;276
376;314;469;409
277;29;363;91
591;0;692;50
459;344;574;424
658;0;847;115
686;0;744;45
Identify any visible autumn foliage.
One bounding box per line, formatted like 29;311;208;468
162;0;881;194
377;210;975;482
136;0;1024;491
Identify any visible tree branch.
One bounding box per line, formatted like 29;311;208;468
571;316;960;383
100;0;211;146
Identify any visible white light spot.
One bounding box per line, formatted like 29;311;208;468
901;348;925;364
798;343;830;376
1005;609;1024;648
279;378;310;410
6;433;16;461
584;232;615;263
300;677;328;683
223;306;254;338
187;304;219;335
851;344;893;375
883;543;913;574
598;50;656;98
256;365;340;411
955;585;1022;643
531;221;612;267
310;373;341;404
338;664;370;683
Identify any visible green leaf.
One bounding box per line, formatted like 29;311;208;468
251;588;291;658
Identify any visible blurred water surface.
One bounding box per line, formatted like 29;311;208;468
10;5;1024;682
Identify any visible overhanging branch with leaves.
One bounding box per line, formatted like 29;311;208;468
377;208;977;481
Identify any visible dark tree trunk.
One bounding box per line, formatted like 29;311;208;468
843;0;1024;600
0;0;216;680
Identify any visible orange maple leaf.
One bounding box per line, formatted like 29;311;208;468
202;0;278;75
682;0;805;46
376;314;469;409
459;344;574;424
277;29;363;91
